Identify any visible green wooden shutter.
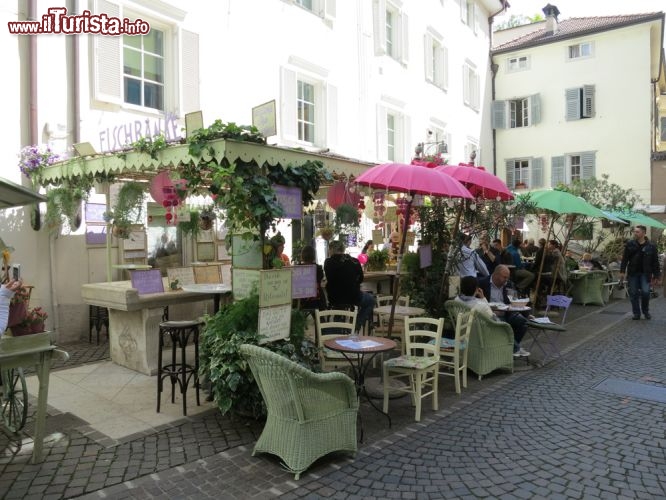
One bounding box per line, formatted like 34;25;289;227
492;101;506;129
531;157;544;188
581;151;596;179
530;94;541;125
505;160;514;188
583;85;595;118
551;156;565;186
565;88;580;121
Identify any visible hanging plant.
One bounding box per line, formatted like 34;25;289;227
334;203;360;234
103;181;146;239
177;209;201;238
199;205;217;230
44;184;88;232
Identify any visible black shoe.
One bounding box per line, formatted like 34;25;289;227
632;315;640;320
644;313;651;320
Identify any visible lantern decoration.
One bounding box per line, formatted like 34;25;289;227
314;201;327;229
327;180;361;209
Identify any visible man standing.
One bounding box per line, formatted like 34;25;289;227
324;240;375;333
456;233;489;278
620;225;661;320
478;265;531;357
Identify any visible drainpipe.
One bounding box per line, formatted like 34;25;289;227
487;1;508;176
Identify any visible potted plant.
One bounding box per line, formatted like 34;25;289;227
177;209;201;238
199;205;217;230
334;203;359;229
317;225;335;241
104;181;146;239
27;307;48;333
44;185;88;231
366;248;390;271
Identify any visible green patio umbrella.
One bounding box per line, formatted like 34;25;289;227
608;210;666;230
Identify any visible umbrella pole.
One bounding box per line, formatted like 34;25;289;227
549;214;576;295
438;199;464;303
387;198;413;339
530;216;554;304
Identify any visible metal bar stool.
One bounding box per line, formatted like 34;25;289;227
157;319;204;416
88;305;109;344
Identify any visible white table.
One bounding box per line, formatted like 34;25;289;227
181;284;232;314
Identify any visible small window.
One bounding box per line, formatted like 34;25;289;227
568;41;593;60
505;157;544;189
461;1;476;33
377;104;408;163
297;80;316;143
570;155;581;183
507;55;529;72
492;95;541;129
566;85;595;121
424;31;448;90
551;152;595;186
510;99;529;128
387;113;396;161
386;9;395;58
513;160;530;187
123;29;165;111
373;0;409;64
463;61;480;111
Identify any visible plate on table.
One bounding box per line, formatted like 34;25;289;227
508;305;530;311
489;302;508;310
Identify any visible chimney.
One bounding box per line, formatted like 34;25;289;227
542;4;560;35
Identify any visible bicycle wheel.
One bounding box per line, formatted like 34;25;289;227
1;368;28;433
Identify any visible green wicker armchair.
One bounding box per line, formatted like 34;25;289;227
239;344;359;479
570;270;607;306
444;301;514;380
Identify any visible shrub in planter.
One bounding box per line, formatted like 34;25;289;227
200;293;317;420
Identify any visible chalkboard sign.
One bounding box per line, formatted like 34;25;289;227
258;304;291;344
232;268;260;299
194;265;222;284
259;268;292;307
291;265;317;299
196;242;215;261
130;269;165;295
273;185;302;219
231;235;262;269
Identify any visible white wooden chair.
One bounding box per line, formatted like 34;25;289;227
439;310;474;395
315;308;357;372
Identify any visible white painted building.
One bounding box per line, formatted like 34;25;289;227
1;0;504;341
491;6;665;205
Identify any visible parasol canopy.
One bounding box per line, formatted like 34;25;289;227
608;210;666;229
520;189;609;218
354;162;473;199
436;163;513;201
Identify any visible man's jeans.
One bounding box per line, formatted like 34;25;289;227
627;273;651;316
356;291;375;333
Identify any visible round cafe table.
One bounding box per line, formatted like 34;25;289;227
324;335;396;441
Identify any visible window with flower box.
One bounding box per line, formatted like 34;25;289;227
505;157;543;190
551;152;595;186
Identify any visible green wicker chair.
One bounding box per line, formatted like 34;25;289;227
570;270;607;306
239;344;359;479
444;301;514;380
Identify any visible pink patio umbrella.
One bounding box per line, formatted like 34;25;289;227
354;162;473;336
436;163;513;201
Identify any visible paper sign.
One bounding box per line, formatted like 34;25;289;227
194;265;222;284
166;267;196;288
252;100;277;137
123;228;146;251
291;265;317;299
372;230;383;245
232;268;260;299
260;268;292;307
130;269;165;295
419;244;432;268
258;304;291;344
273;185;302;219
197;242;215;261
231;235;262;269
406;231;416;246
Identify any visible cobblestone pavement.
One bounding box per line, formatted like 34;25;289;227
3;298;666;499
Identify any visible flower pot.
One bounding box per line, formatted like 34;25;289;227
7;302;27;328
30;321;46;333
10;324;34;336
199;217;214;231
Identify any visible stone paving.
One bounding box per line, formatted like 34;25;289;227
2;297;666;499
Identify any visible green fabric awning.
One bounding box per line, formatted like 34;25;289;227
39;138;374;184
608;210;666;229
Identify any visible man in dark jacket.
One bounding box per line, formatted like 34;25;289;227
478;265;531;357
620;225;661;320
324;240;374;333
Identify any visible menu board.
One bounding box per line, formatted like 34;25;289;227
259;268;292;307
231;235;262;269
166;267;196;288
194;265;222;284
273;184;302;219
232;268;260;299
291;265;317;299
372;230;383;245
130;269;165;295
258;304;291;344
123;228;147;251
196;242;215;261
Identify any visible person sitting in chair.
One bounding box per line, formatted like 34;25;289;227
455;276;497;320
324;240;374;333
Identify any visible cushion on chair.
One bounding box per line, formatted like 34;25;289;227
384;355;438;370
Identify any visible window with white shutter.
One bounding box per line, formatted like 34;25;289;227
280;64;337;149
377;103;409;163
551;152;596;186
461;1;476;33
492;94;541;129
565;85;595;121
291;0;336;20
463;61;479;111
373;0;409;64
90;1;199;115
424;29;448;91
